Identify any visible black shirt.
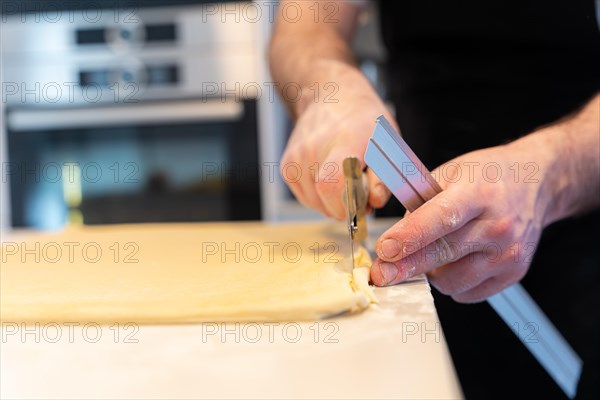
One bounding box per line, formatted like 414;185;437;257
377;1;600;398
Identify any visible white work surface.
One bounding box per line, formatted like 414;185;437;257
0;219;463;399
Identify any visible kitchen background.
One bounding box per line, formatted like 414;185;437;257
0;0;390;231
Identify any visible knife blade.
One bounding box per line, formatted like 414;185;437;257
364;115;582;398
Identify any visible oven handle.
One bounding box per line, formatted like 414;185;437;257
7;99;244;131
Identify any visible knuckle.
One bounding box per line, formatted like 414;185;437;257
279;157;304;185
397;252;423;276
432;197;462;230
402;228;426;255
434;237;460;263
485;217;514;240
386;219;426;256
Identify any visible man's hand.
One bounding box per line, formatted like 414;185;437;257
269;0;599;302
279;63;393;220
269;1;393;220
370;93;600;303
369;143;548;302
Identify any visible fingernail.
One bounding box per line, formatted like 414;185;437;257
379;262;399;285
381;239;401;259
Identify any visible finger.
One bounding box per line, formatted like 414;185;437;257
290;180;333;218
370;239;463;287
280;149;332;218
375;186;485;262
370;258;399;287
427;252;495;296
315;147;359;220
366;168;391;209
450;259;528;303
370;217;501;286
450;276;513;304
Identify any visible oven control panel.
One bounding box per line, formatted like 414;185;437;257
1;3;258;105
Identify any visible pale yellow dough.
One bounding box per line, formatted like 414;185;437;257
0;222;376;324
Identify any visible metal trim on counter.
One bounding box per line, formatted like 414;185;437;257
7;99;244;131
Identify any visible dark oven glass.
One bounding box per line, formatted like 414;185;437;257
6;99;260;229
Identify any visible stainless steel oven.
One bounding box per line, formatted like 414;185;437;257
6;99;260;228
1;1;267;230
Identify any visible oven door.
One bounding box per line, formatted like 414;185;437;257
6;98;260;229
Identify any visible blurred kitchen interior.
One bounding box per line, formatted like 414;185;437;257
0;0;391;231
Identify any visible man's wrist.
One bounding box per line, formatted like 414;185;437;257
292;59;370;117
509;103;599;228
505;127;567;228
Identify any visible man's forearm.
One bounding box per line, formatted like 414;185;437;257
268;0;361;117
512;93;600;226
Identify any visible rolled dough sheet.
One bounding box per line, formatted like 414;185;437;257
0;222;376;324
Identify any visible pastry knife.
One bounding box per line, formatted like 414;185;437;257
364;115;582;399
343;157;368;268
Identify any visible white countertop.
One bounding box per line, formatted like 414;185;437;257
0;218;463;399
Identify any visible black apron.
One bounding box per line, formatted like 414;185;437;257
377;1;600;398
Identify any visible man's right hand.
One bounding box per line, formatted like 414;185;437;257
279;62;394;220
